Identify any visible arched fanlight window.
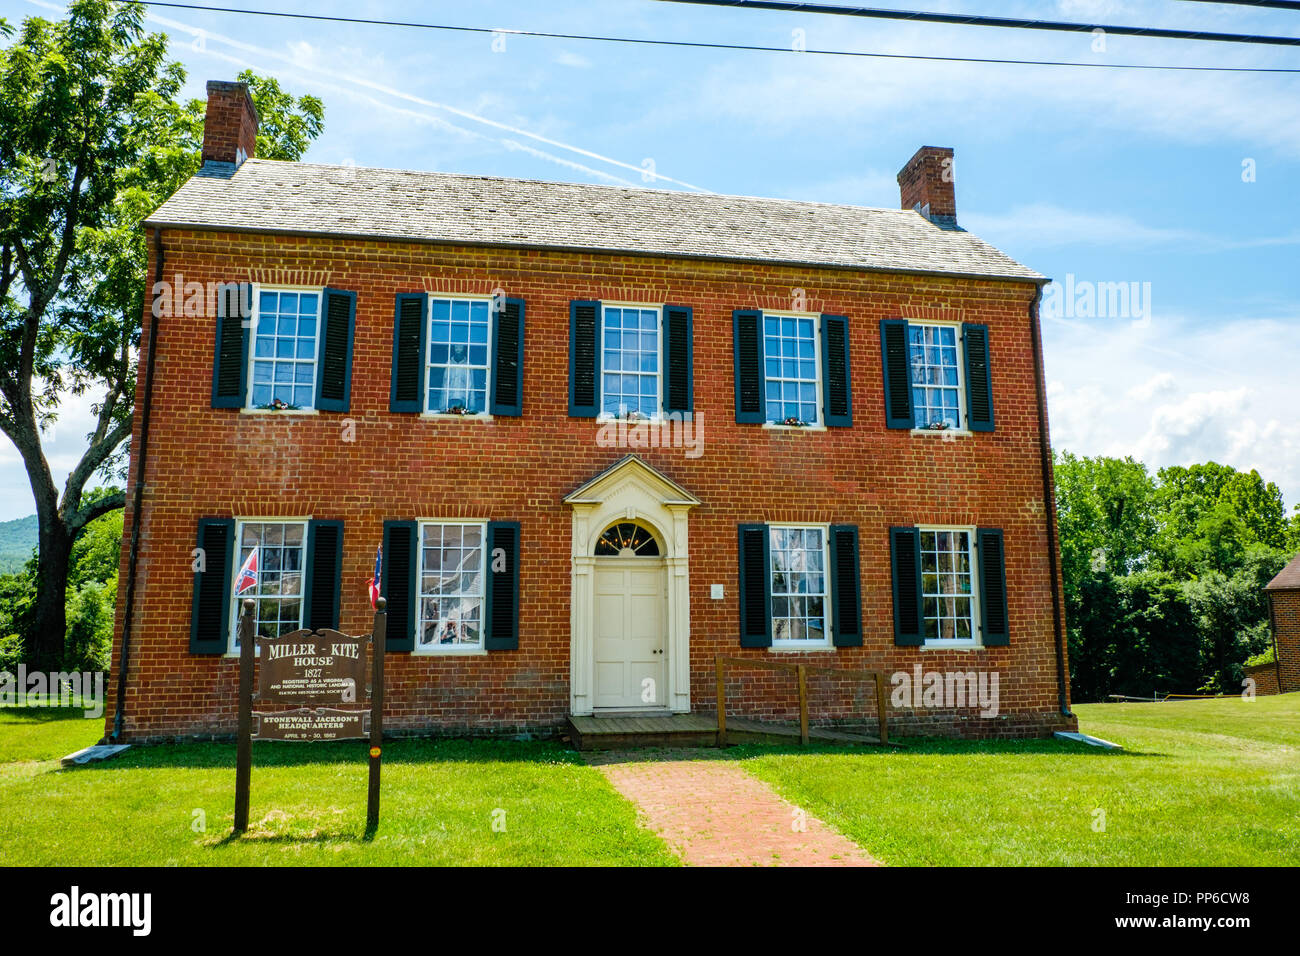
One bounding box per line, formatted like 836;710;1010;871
595;521;661;557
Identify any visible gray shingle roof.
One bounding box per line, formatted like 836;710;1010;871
145;159;1045;283
1266;553;1300;591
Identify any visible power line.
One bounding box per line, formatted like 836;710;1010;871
108;2;1300;72
1174;1;1300;10
653;0;1300;46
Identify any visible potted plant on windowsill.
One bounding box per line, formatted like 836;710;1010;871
258;398;300;411
443;404;470;415
782;416;810;427
926;420;950;431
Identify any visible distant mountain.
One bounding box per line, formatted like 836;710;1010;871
0;515;37;575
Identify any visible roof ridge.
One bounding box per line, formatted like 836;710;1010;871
240;158;916;216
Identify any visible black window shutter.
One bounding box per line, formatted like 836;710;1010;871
963;323;995;432
662;305;694;415
977;527;1009;646
484;521;521;651
569;300;600;417
381;521;417;651
829;525;862;647
490;298;526;416
211;283;251;408
733;310;764;424
890;526;924;645
737;524;772;647
820;314;853;427
190;518;235;654
303;519;344;631
316;288;356;413
390;293;428;413
880;319;914;429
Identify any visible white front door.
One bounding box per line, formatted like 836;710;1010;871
593;559;667;709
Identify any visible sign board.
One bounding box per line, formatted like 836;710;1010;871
254;707;369;742
256;629;368;704
234;598;388;835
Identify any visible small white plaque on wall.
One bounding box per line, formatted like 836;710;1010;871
710;584;724;600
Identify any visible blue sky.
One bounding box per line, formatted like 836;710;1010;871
2;0;1299;520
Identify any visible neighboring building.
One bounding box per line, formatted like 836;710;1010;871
105;80;1076;743
1260;554;1300;695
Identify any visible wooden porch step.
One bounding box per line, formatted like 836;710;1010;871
567;713;718;751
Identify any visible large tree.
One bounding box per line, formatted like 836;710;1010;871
0;1;322;669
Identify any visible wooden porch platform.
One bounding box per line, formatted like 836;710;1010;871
566;713;890;751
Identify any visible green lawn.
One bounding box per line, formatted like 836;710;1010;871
0;706;677;866
738;695;1300;866
2;696;1295;866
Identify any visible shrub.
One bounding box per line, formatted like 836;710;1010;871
1244;645;1276;668
64;580;114;672
0;633;22;674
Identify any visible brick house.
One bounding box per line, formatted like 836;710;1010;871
1257;554;1300;695
105;80;1077;742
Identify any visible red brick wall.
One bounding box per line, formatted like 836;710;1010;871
1270;591;1300;694
106;228;1076;742
1243;663;1280;697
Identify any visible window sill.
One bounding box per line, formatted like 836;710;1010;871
920;641;984;651
768;644;836;653
910;427;972;438
412;648;488;657
762;423;827;433
594;414;674;425
240;408;320;416
420;411;493;422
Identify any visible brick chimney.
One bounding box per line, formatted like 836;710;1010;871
897;146;957;229
201;80;259;168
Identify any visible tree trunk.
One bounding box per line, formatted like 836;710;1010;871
29;514;74;672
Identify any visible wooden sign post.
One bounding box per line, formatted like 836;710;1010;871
231;597;386;835
367;597;386;831
234;599;255;833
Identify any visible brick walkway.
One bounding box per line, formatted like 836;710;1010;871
586;750;880;867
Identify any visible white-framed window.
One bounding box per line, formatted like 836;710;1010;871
601;304;661;419
250;288;322;409
229;519;307;652
918;526;980;645
417;521;486;652
908;323;964;430
769;525;831;647
427;296;493;414
762;313;821;425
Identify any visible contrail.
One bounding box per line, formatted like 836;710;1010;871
20;0;708;190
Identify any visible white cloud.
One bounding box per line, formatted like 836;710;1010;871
1125;371;1176;402
0;387;113;521
1045;312;1300;506
554;51;593;69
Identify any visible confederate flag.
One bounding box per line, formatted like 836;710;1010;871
234;547;259;594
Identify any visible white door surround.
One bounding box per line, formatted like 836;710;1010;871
564;455;700;716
